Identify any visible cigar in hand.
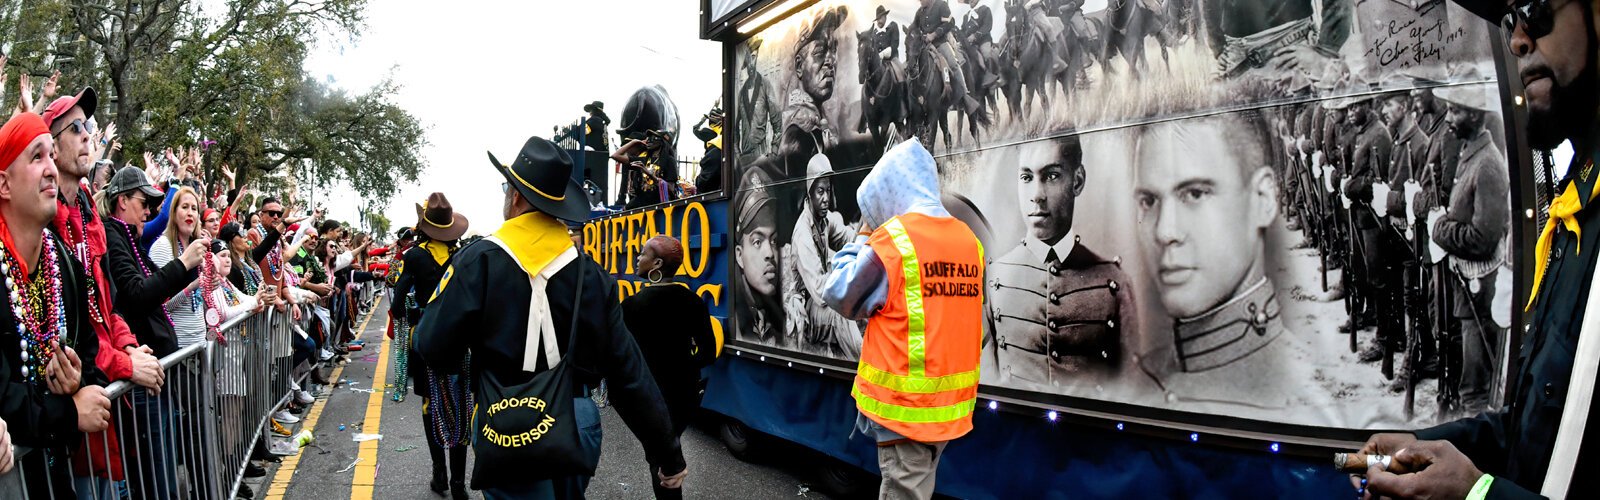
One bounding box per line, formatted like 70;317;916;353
1334;452;1413;474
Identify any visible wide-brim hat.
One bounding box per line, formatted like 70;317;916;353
583;101;604;113
875;5;889;19
489;136;590;222
414;192;469;241
1434;85;1493;111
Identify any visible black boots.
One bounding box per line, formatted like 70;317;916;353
429;441;448;495
449;445;468;500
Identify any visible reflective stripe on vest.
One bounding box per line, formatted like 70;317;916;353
852;384;976;424
884;218;929;377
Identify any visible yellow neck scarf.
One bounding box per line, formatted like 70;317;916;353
1528;158;1600;311
492;211;574;277
708;124;723;151
419;240;451;267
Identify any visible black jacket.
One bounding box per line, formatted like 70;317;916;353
0;231;103;497
1414;144;1600;499
390;245;446;325
104;216;194;357
414;238;685;486
621;281;717;393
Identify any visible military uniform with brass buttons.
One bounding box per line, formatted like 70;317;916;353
986;234;1135;388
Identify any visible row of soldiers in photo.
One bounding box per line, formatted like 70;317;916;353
1276;78;1508;420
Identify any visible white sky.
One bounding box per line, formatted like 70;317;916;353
302;0;722;236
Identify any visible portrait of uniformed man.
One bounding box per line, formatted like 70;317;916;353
1132;111;1325;414
738;38;783;162
1425;84;1508;417
733;167;788;347
788;154;863;358
986;136;1136;389
779;6;849;176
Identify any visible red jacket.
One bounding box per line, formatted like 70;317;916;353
55;186;140;381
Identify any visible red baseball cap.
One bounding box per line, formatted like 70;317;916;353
42;87;98;129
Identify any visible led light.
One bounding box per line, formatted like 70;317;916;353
1115;422;1124;431
1270;443;1281;453
759;356;766;361
735;350;742;356
987;400;998;411
786;362;792;367
1046;410;1058;422
818;368;824;374
737;0;807;34
1189;433;1199;443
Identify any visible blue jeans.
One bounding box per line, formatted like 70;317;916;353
124;390;177;499
479;397;602;499
71;476;123;500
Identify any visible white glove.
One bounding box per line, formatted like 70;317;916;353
1403;180;1423;220
1427;207;1448;263
1372;182;1391;218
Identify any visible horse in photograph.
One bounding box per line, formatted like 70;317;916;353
856;28;910;152
1053;5;1107;93
1099;0;1183;79
999;0;1067;122
903;23;957;150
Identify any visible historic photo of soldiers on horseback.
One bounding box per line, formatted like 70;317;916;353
729;0;1516;431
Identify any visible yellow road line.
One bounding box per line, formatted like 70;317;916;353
263;305;380;500
350;306;395;500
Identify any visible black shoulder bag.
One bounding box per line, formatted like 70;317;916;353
469;246;591;488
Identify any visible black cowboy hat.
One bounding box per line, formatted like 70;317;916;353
875;5;889;19
583;101;605;113
489;136;591;222
1448;0;1506;23
415;193;470;241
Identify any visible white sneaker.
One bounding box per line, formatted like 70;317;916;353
272;410;300;425
319;348;335;361
296;390;314;405
267;438;298;456
291;380;302;392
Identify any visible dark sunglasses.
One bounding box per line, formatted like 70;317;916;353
1503;0;1559;40
263;210;284;218
52;118;94;138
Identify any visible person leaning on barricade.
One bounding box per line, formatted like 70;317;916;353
822;139;985;500
43;86;168;498
0;112;111;497
1352;0;1600;498
415;136;686;499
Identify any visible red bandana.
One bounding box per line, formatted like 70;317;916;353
0;113;53;276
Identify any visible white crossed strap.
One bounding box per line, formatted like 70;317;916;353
483;236;579;373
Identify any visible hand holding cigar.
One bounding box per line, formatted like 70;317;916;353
1334;452;1413;475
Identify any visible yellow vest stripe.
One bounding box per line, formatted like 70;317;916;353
858;362;978;394
885;218;928;378
852;384;975;424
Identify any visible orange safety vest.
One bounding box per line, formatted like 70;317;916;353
854;213;985;443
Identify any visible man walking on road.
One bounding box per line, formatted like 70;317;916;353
415;136;686;498
823;139;985;499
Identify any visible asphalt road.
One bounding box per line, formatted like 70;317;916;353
253;296;851;499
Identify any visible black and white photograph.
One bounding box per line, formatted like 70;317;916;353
729;0;1514;433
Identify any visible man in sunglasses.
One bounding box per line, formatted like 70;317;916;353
1357;1;1600;498
43;87;165;393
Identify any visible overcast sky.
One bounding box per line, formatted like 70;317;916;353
301;0;722;236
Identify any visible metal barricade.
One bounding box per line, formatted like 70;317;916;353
0;307;307;499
